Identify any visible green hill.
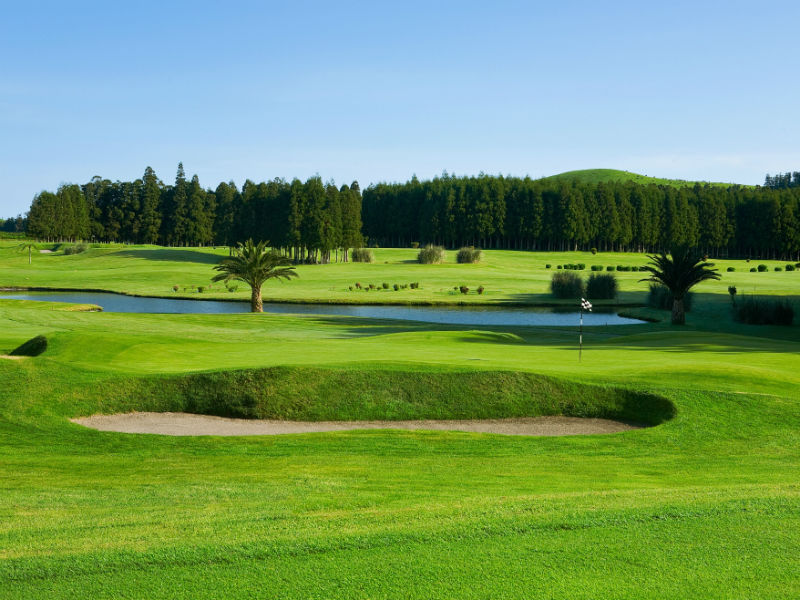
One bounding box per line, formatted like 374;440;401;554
541;168;745;188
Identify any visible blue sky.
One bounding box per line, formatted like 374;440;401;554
2;0;799;215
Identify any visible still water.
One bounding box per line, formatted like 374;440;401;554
0;291;643;326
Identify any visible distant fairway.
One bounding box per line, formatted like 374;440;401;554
0;244;798;598
540;168;747;188
1;241;797;307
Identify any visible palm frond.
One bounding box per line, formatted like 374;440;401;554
211;239;298;288
639;245;720;297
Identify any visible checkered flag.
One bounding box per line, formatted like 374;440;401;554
581;298;592;311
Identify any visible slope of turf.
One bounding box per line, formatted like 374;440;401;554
69;365;674;424
541;168;746;188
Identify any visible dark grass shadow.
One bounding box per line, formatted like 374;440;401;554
109;249;224;265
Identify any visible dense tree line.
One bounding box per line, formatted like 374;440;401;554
1;215;26;232
764;171;800;189
362;173;800;259
25;164;364;262
20;166;800;260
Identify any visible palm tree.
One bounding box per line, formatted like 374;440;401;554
640;246;720;325
16;242;38;265
211;239;298;312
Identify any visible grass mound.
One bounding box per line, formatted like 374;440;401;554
82;366;675;425
9;335;48;357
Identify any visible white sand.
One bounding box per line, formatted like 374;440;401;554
72;412;642;437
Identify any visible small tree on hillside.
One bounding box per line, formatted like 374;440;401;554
212;239;298;312
16;242;38;265
639;246;720;325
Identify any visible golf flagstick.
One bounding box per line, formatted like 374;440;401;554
580;298;592;361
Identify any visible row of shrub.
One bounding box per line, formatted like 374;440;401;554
547;264;644;272
351;282;420;291
550;272;618;300
452;285;485;295
171;282;238;293
733;296;795;325
731;264;799;272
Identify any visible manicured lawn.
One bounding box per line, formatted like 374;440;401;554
0;247;798;598
1;242;798;305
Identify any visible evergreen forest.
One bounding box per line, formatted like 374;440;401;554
18;165;800;260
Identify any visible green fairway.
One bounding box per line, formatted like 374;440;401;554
0;247;799;598
540;168;748;188
2;242;798;305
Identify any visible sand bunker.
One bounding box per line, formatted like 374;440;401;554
72;412;642;436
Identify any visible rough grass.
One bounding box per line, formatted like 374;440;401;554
80;366;674;424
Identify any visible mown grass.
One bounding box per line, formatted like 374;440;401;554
1;242;798;306
0;249;798;598
540;168;747;188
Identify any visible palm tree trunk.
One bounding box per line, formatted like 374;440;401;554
671;297;685;325
251;285;263;313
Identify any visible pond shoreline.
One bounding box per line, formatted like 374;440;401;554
0;286;644;309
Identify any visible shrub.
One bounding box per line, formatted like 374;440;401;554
590;247;597;254
418;244;446;264
351;248;374;263
750;268;756;272
63;242;90;255
456;247;482;264
615;265;624;271
786;264;796;271
348;286;354;291
606;266;615;271
550;272;584;299
382;282;389;289
172;285;179;292
647;284;693;311
796;262;800;268
728;286;737;303
733;296;794;325
368;283;375;290
477;285;485;295
727;267;735;272
410;282;419;289
557;265;563;269
586;273;617;300
591;265;603;271
775;267;783;272
459;285;469;294
354;282;362;289
631;266;639;272
757;264;768;272
576;263;586;270
410;242;419;249
226;283;238;292
393;283;399;291
545;264;552;269
197;286;205;293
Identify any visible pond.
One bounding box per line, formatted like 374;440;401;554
0;291;644;326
